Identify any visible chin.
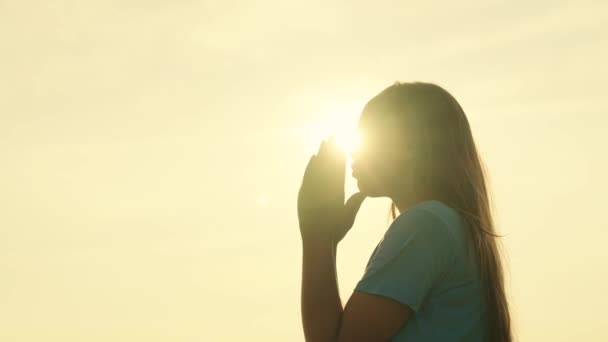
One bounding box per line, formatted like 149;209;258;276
356;178;384;198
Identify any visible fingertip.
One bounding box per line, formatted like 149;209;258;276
318;140;327;153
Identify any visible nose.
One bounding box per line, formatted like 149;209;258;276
349;154;359;170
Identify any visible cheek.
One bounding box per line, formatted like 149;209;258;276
354;156;396;189
360;155;394;178
355;171;391;197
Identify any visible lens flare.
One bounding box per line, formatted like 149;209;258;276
296;100;362;160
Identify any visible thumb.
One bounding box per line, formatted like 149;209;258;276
342;192;367;230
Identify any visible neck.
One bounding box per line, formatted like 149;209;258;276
391;188;445;215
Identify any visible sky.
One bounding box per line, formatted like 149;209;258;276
1;0;607;341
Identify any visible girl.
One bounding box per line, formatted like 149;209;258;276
297;81;512;341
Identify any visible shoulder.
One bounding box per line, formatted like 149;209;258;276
376;200;460;264
388;200;458;237
391;200;464;239
357;199;459;296
372;200;458;262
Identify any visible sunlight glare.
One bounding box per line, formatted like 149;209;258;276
255;193;270;208
297;100;362;160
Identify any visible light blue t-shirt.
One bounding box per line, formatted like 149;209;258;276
354;199;486;341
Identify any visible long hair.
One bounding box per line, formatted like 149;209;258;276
363;81;512;342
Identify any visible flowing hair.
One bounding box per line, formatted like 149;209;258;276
363;81;512;342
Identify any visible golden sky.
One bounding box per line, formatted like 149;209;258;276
1;1;607;341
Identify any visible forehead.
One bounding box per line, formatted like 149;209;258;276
357;110;404;138
357;123;406;151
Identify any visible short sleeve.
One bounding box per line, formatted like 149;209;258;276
354;206;456;312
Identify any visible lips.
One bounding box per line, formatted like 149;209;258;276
351;165;360;178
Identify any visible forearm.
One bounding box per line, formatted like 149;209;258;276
301;238;343;342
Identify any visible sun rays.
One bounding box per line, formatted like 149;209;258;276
294;99;363;161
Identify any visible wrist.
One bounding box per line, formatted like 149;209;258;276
300;224;341;247
301;236;336;253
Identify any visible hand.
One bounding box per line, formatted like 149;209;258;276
297;136;367;245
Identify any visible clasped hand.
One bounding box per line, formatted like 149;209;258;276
297;136;367;245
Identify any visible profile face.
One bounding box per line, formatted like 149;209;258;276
350;117;406;198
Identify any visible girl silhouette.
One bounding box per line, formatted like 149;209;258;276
297;81;512;341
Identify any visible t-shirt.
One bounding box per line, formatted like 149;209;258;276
354;199;486;341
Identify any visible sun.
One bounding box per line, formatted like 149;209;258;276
333;127;362;157
296;101;362;160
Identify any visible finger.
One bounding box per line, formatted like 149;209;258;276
327;136;340;158
301;154;318;184
299;155;320;204
326;136;345;186
317;139;328;158
320;137;336;162
342;192;367;229
330;137;346;180
316;139;332;178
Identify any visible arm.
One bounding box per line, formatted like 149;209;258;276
300;239;342;342
301;238;413;342
298;138;413;341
